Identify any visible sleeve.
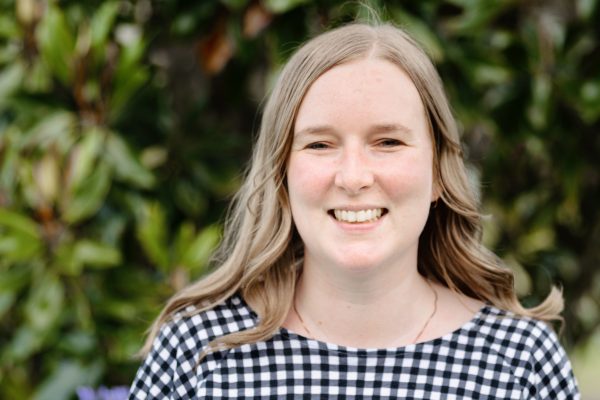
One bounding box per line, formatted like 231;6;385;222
128;321;179;399
528;322;580;400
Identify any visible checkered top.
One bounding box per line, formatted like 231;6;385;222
128;294;580;399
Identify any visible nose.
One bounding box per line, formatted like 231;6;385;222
334;146;375;195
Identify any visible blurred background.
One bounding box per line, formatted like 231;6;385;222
0;0;598;398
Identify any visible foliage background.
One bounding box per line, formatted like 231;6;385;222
0;0;598;398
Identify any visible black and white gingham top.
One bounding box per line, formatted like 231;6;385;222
129;295;579;399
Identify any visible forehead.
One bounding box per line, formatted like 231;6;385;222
293;58;427;133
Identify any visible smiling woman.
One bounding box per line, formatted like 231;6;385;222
129;23;580;399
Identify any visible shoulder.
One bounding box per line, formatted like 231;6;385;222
475;305;559;353
168;295;257;346
128;294;256;399
473;305;580;399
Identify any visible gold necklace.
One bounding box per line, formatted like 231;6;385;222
293;279;438;345
411;279;438;344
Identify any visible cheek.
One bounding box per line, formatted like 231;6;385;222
287;156;332;204
381;156;434;198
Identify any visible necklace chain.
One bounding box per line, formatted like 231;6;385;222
293;279;438;345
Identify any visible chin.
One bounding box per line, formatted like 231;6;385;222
332;256;388;273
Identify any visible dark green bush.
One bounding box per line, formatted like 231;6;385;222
0;1;598;398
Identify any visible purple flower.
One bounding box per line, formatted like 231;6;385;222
76;387;97;400
76;386;129;400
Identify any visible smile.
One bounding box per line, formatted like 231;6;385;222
331;208;386;223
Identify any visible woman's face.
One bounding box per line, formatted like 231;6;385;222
287;58;437;275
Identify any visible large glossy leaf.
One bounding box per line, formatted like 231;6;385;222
73;239;122;269
24;58;53;93
0;291;15;319
1;325;45;363
0;208;40;239
0;208;41;260
136;202;169;270
0;62;24;107
35;5;75;84
110;32;149;120
105;133;155;189
0;13;20;38
66;126;105;191
0;262;32;291
181;224;220;274
0;232;42;262
33;151;60;205
263;0;310;13
61;162;112;224
90;2;120;50
21;111;77;152
24;272;64;331
391;9;444;62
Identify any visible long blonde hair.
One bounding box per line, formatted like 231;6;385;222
141;23;563;355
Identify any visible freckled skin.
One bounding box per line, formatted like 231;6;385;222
288;58;437;278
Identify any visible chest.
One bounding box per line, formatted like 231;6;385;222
194;339;531;399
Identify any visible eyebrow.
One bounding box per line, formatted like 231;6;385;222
294;123;413;137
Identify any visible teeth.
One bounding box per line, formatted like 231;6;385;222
333;208;384;223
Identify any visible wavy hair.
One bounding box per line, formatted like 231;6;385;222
141;22;563;356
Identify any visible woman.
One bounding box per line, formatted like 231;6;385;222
129;23;579;399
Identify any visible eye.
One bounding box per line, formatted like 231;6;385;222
306;142;330;150
376;138;403;147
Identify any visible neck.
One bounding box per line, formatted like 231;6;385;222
293;256;437;348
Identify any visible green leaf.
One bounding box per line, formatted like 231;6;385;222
527;74;552;129
173;222;196;265
0;208;41;239
33;360;103;400
90;2;120;49
62;161;111;224
73;239;121;268
578;79;600;123
136;202;169;270
53;240;82;276
0;127;20;196
2;325;45;363
105;132;155;189
67;126;105;191
443;1;512;34
0;291;16;319
34;151;60;205
24;58;53;93
0;62;25;108
110;29;147;112
263;0;310;13
35;5;76;84
0;232;42;262
391;9;444;62
97;214;127;247
0;13;21;38
100;299;139;321
0;263;32;291
110;34;149;119
174;180;208;217
22;111;77;152
182;224;220;273
56;330;97;355
24;272;64;331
